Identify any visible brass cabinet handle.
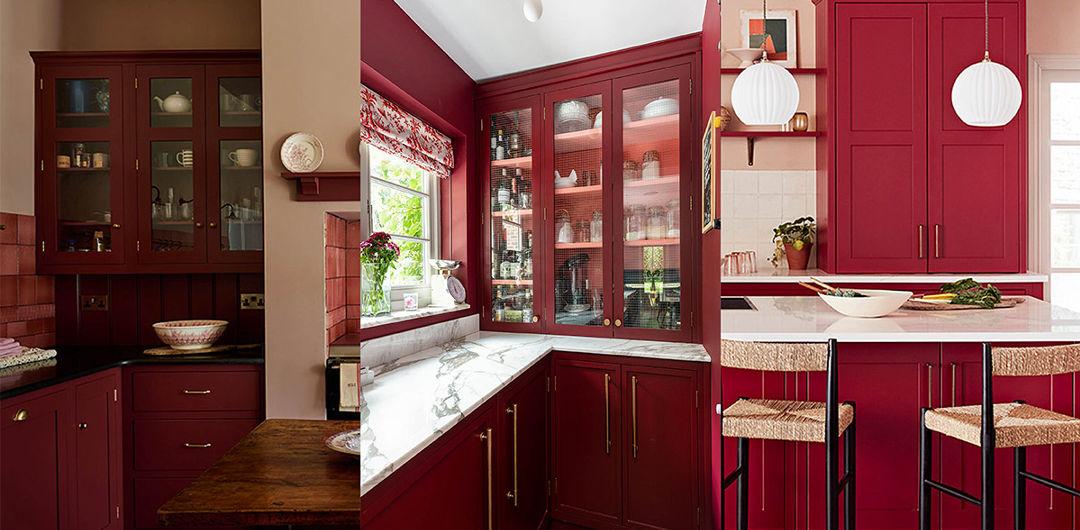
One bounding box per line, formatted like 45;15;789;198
209;221;217;228
531;316;539;323
926;364;933;406
934;224;941;259
918;225;925;259
603;318;611;326
505;404;519;506
631;375;639;459
604;373;612;455
481;428;494;530
614;319;623;327
950;362;957;407
78;423;88;430
182;389;211;394
12;409;29;422
184;443;212;448
195;222;204;228
111;223;121;229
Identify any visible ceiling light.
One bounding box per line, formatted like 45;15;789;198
523;0;543;22
950;0;1022;127
730;0;799;126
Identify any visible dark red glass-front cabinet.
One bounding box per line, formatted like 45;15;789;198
939;344;1073;530
551;356;622;526
483;95;544;331
497;362;549;530
834;4;928;273
622;365;700;530
1;388;71;530
73;371;123;530
38;65;127;269
927;3;1023;273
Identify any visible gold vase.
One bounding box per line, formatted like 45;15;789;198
789;112;810;132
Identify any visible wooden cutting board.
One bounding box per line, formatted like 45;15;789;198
902;296;1026;311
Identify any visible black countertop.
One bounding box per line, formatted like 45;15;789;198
0;345;264;400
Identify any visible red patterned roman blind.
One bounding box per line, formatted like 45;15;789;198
359;84;455;178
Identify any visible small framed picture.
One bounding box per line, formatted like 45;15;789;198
701;112;721;234
740;9;798;68
403;292;419;311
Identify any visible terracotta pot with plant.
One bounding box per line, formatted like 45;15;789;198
769;216;816;270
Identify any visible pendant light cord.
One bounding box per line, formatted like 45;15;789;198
983;0;990;61
759;0;770;62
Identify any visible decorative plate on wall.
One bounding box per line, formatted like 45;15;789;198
280;132;325;173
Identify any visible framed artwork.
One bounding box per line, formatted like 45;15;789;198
701;112;720;234
740;9;798;68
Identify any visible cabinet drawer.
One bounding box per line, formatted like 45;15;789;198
134;418;257;472
132;370;261;413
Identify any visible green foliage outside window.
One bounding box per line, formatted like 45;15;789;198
369;147;430;285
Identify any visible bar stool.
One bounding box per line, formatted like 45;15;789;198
719;339;855;530
919;343;1080;530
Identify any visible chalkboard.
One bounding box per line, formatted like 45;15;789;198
701;111;720;233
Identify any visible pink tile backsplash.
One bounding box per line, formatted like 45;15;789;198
325;214;361;346
0;212;56;348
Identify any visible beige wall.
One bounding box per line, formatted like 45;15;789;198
1027;0;1080;55
1;0;62;214
60;0;260;50
261;0;361;419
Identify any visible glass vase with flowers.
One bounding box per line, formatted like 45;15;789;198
360;231;400;317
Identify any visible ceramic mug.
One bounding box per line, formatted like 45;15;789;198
228;148;258;167
176;149;194;168
57;155;71;168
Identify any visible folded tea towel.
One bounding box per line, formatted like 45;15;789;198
0;338;15;347
0;340;23;357
0;347;57;369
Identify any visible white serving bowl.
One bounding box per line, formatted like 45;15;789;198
818;290;912;318
640;97;679;119
726;47;765;68
153;320;229;350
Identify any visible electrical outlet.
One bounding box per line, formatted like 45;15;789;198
80;295;109;311
240;293;264;310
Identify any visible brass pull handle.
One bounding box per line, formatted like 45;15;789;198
505;404;519;506
182;389;211;395
926;364;933;406
631;375;639;459
184;443;212;448
531;315;539;323
78;423;88;430
934;224;941;259
481;428;494;530
950;362;957;407
209;221;218;229
111;223;121;229
604;373;612;455
918;225;925;259
603;318;611;326
614;319;623;327
13;409;29;422
195;222;204;228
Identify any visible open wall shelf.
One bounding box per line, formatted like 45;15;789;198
719;130;824;166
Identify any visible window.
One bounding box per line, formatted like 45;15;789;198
1034;59;1080;313
360;144;439;289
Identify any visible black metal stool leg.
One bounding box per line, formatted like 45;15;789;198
982;438;995;530
844;411;856;530
919;408;932;530
737;438;749;530
1015;446;1026;530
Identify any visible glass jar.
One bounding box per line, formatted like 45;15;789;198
625;206;644;241
555;210;573;243
623;159;641;181
646;206;667;239
666;199;681;237
642;150;661;180
590;211;603;242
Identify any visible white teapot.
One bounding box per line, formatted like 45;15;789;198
153;91;192;113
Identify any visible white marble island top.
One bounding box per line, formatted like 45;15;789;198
722;296;1080;343
358;330;708;495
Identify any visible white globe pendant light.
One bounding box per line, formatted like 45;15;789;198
730;0;799;126
523;0;543;22
950;0;1022;127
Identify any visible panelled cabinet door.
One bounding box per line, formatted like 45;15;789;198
73;371;122;530
135;64;208;265
497;363;549;530
622;365;699;530
39;65;127;268
205;64;263;264
1;389;72;530
551;357;622;526
611;65;694;342
834;4;929;273
927;3;1022;273
483;95;544;331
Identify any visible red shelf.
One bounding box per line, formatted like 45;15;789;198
624;238;680;247
720;67;826;75
491;209;532;218
555;241;602;250
491;156;531;170
719;130;823;138
552;114;679;152
492;279;533;286
280;171;360;201
625;175;679;189
554;184;602;196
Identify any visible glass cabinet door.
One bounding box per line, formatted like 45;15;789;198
547;85;610;335
613;68;690;338
55;78;111;128
217;140;263;252
54;141;117;253
486;104;538;327
149;141;197;253
217;77;262;128
149;77;194;128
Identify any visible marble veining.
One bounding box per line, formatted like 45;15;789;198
360;303;471;329
332;314;479;368
358;329;708;495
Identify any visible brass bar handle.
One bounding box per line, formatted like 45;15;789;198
934;224;941;259
926;364;933;407
505;404;519;507
182;389;211;395
950;362;957;407
604;373;612;455
184;443;212;448
12;409;29;422
481;428;494;530
631;375;639;460
918;225;925;259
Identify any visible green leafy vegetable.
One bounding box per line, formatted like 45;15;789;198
939;278;1002;308
940;278;981;294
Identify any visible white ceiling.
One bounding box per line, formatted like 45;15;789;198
393;0;707;81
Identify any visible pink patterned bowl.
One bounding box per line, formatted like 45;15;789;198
153;320;229;350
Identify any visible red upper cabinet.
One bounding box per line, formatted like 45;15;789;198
927;3;1023;273
833;3;929;274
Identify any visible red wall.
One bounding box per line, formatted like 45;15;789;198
361;0;479;317
0;212;56;347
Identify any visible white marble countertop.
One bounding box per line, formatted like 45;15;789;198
721;296;1080;342
721;268;1048;284
358;331;708;495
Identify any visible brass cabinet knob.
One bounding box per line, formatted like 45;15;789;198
195;222;204;228
209;221;217;228
111;223;121;229
603;318;611;326
614;319;623;327
531;316;539;323
78;423;88;430
12;409;28;422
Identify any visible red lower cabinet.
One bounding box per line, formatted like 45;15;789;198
498;363;550;530
73;371;124;530
1;387;72;530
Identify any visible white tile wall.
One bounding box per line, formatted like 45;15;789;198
720;170;817;270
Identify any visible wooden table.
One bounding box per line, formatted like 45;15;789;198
158;419;360;528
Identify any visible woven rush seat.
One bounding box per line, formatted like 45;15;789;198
722;398;854;443
925;403;1080;448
